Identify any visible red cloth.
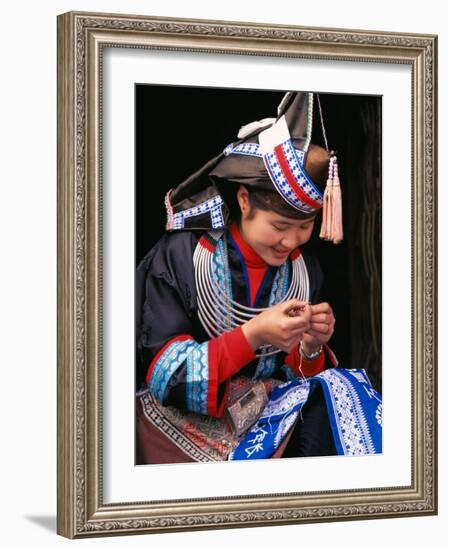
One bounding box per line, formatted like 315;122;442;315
229;223;269;306
212;326;256;384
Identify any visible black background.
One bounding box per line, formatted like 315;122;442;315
135;85;382;391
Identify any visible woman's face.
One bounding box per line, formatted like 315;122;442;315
237;187;316;266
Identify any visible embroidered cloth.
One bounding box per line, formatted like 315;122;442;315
229;368;382;460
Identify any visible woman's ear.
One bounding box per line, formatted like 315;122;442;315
236;185;250;215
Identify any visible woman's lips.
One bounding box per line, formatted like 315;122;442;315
271;247;290;257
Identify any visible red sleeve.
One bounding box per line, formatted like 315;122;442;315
209;326;256;384
284;345;326;378
207;327;256;417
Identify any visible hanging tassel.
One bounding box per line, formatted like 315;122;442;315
330;159;343;244
320;157;334;240
319;186;329;240
320;155;343;244
327;174;334;239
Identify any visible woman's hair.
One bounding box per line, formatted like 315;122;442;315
245;187;315;220
218;181;317;222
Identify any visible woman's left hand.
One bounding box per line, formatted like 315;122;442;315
301;302;335;355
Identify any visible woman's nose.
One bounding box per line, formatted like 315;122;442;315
280;237;296;249
281;231;303;249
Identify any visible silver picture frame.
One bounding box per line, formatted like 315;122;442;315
57;11;437;538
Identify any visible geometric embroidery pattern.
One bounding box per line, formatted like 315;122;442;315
376;403;383;427
223;141;307;161
230;368;382;460
170;195;225;230
317;369;377;455
211;237;234;332
186;343;209;414
263;139;323;214
223;142;262;157
261;382;309;420
149;338;211;414
270;258;291;305
149;339;196;402
229;381;310;460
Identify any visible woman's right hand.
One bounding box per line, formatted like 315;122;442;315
241;299;312;353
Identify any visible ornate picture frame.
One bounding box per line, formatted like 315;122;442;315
57;11;437;538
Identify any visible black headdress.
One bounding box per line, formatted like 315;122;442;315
164;92;342;243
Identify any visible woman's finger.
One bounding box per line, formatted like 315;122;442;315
310;313;333;324
310;303;332;315
310;322;332;334
284;316;310;331
282;299;309;314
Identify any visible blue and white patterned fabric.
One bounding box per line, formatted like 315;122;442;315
212;237;234;331
149;338;210;414
185;344;210;414
223;141;307;161
229;368;382;460
171;195;225;230
263;139;322;214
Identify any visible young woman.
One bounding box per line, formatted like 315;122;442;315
135;92;382;464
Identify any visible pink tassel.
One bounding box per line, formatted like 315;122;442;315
319;158;334;240
319;156;343;244
327;181;334;238
330;161;343;244
319;186;329;239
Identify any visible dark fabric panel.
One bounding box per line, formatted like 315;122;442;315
135;399;195;465
282;383;337;458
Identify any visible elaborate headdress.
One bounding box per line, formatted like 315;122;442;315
165;91;343;244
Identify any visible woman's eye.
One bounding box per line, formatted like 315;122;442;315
272;225;284;231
